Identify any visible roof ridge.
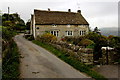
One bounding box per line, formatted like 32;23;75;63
34;9;77;14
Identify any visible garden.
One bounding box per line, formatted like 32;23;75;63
27;31;120;79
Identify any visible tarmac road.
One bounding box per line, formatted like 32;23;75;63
14;34;91;78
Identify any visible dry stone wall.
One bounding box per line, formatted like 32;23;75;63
50;41;93;64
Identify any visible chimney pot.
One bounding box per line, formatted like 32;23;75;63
48;8;50;11
77;10;81;13
68;9;71;12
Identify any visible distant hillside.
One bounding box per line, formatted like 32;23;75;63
100;27;118;36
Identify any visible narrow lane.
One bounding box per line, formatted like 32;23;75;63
14;34;90;78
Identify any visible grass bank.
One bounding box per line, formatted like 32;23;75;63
32;40;107;80
2;27;20;79
2;40;20;79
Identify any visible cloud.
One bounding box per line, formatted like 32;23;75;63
1;0;119;28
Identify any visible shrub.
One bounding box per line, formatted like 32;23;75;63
64;36;74;43
28;35;34;41
25;35;34;41
2;27;20;79
37;33;57;42
64;36;86;45
79;39;95;47
86;44;95;49
2;41;20;79
2;27;17;40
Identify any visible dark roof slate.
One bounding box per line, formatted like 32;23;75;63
34;9;89;25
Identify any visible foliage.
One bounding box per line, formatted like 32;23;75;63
86;44;95;49
2;40;20;79
63;36;74;43
2;13;26;31
93;27;99;32
64;36;85;45
107;35;114;39
85;32;108;60
32;40;106;80
85;32;107;45
25;35;34;41
37;33;57;42
2;27;17;41
93;27;101;35
108;36;120;63
64;32;108;61
26;20;31;30
78;39;95;47
2;27;20;79
108;36;120;47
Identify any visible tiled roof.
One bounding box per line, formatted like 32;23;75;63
34;9;89;25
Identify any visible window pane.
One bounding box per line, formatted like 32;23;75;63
51;31;53;35
54;31;56;36
80;31;81;35
68;31;70;35
70;31;72;35
66;31;68;36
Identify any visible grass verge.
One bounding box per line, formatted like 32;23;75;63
2;40;20;79
32;40;107;80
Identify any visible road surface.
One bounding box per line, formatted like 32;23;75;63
14;34;90;78
93;65;120;78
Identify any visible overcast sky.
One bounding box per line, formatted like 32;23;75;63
1;0;119;29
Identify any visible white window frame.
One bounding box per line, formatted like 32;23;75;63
50;30;59;37
66;31;73;36
80;30;86;35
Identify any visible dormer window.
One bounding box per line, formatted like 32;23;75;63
52;24;57;27
67;24;70;28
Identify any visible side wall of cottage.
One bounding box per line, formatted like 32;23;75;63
35;25;89;40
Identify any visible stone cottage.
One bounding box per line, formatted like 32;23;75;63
30;9;90;40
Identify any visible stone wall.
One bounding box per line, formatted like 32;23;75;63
50;41;93;64
101;49;117;65
35;25;89;40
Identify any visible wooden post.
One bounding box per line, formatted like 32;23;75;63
106;47;109;65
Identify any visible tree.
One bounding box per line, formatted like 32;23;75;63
26;20;31;30
0;10;2;23
2;21;15;30
2;13;25;31
86;32;108;61
109;36;120;63
93;27;101;35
